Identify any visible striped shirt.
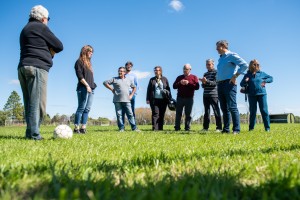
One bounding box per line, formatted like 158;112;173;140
202;69;218;97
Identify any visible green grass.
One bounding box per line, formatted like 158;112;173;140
0;124;300;199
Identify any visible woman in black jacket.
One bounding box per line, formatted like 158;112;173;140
146;66;171;130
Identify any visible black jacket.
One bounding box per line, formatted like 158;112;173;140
18;19;63;71
146;76;171;104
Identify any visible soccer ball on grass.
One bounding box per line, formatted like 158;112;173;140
53;125;73;139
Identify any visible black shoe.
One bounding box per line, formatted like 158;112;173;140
221;130;230;134
80;128;86;134
74;129;80;134
34;137;44;141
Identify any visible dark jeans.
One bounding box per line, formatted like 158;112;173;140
122;95;136;123
150;98;168;130
203;96;222;130
175;97;193;131
248;95;270;131
115;102;137;130
18;66;48;140
74;86;94;126
217;81;240;132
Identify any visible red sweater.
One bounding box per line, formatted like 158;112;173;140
173;74;200;98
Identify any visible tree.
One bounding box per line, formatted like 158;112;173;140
0;110;9;126
42;114;51;125
3;91;24;121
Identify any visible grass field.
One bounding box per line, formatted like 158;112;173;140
0;124;300;199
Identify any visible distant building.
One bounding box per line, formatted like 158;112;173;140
270;113;294;123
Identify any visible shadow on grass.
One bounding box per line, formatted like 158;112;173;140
14;167;300;200
0;135;27;140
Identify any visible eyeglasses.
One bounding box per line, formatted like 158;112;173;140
47;17;50;21
253;63;260;67
119;70;126;72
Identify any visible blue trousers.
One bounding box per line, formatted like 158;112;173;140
18;66;48;139
217;81;240;132
115;102;137;130
248;95;270;131
74;86;94;126
122;95;136;123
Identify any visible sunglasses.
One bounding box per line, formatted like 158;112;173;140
47;17;50;21
154;69;161;71
253;63;260;67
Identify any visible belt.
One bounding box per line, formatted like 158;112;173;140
217;79;230;84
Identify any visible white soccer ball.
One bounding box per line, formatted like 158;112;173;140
53;125;73;139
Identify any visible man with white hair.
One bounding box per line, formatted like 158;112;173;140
18;5;63;140
173;64;200;131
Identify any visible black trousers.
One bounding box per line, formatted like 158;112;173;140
203;96;222;130
150;98;168;130
175;97;193;131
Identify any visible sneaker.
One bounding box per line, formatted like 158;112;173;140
74;129;80;134
119;129;124;132
215;129;222;133
222;130;230;134
80;128;86;134
133;129;141;132
233;131;240;135
201;129;208;132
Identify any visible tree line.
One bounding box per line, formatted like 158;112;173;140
2;91;300;126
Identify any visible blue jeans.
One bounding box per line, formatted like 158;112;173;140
218;81;240;132
248;95;270;131
74;86;94;126
18;66;48;139
122;95;136;123
115;102;137;130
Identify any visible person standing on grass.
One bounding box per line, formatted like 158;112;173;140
18;5;63;140
216;40;248;134
146;66;171;131
199;59;222;132
173;64;200;131
103;67;140;132
122;61;138;123
240;59;273;132
74;45;97;134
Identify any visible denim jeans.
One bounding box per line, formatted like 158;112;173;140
122;95;136;123
175;97;194;131
74;86;94;126
18;66;48;139
217;81;240;132
115;102;137;130
248;95;270;131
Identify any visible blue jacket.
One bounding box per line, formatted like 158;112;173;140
240;70;273;96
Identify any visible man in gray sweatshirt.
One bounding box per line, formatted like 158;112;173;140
103;67;140;132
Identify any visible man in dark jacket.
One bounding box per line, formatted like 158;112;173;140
18;5;63;140
199;59;222;132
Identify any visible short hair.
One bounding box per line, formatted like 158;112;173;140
118;66;126;71
216;40;229;49
206;59;214;64
154;66;163;74
29;5;49;21
125;61;133;67
183;63;192;70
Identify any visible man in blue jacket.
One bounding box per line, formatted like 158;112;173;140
18;5;63;140
216;40;248;134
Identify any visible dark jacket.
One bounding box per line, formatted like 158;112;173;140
75;59;97;90
18;18;63;71
146;76;171;104
240;70;273;96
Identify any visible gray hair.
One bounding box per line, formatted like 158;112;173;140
29;5;49;21
206;59;214;64
216;40;229;49
183;63;192;70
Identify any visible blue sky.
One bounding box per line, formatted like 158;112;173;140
1;0;300;119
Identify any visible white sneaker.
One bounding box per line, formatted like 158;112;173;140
215;129;222;133
133;129;141;132
119;129;124;132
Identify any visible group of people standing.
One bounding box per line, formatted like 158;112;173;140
18;5;273;140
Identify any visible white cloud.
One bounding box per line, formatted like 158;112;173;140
9;80;19;85
169;0;184;11
132;70;151;79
